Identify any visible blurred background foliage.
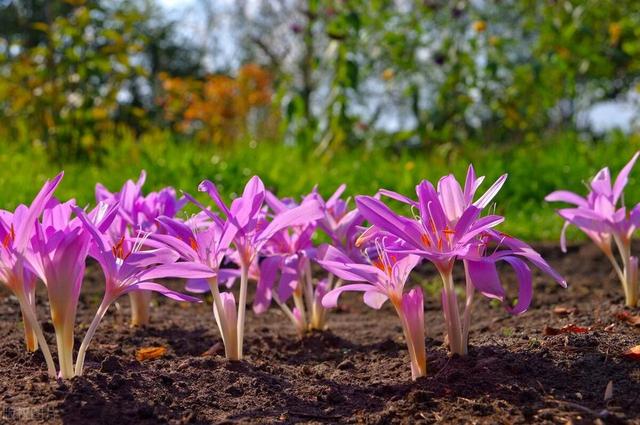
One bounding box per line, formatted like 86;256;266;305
0;0;639;240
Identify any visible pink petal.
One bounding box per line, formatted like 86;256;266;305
132;282;201;302
322;283;377;308
363;290;388;309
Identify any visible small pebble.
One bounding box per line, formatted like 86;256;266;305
337;359;354;370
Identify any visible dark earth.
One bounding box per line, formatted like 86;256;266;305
1;243;639;424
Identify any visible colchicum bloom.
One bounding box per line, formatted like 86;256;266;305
95;171;187;326
252;191;331;334
252;185;365;334
353;165;565;356
318;244;426;380
184;176;323;360
26;199;92;379
311;184;364;262
72;206;212;376
546;152;640;306
152;214;240;359
0;208;38;354
0;173;63;376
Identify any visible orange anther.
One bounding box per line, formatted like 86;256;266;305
2;224;15;249
189;236;199;251
111;235;130;260
372;258;392;276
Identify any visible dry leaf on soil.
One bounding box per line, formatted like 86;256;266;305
614;311;640;326
553;306;577;316
543;324;590;336
623;345;640;361
135;346;167;361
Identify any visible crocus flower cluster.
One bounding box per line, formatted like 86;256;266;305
547;152;640;307
251;186;363;334
0;174;64;376
155;177;340;359
318;165;565;378
1;173;212;378
1;166;572;382
95;171;188;326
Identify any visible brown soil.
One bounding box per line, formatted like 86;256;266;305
1;243;639;424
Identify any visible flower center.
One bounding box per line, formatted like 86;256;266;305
373;258;392;276
111;235;131;261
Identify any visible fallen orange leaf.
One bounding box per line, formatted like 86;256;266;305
543;324;590;336
614;311;640;326
135;346;167;362
623;345;640;361
553;306;577;316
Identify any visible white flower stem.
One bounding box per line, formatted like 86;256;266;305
613;235;639;307
52;313;75;379
292;287;308;330
303;261;314;304
439;269;466;356
310;297;327;331
461;261;475;348
605;251;625;285
129;290;152;326
17;293;56;378
333;277;343;289
309;273;335;331
272;293;305;335
75;299;111;376
236;264;249;360
20;302;38;352
304;261;328;331
208;277;238;360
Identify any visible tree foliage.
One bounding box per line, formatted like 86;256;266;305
0;0;638;159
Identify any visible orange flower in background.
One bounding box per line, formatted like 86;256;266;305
157;64;274;146
556;46;571;60
609;22;622;45
382;68;395;81
472;20;487;33
238;63;272;107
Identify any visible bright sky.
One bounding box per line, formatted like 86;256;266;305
158;0;194;10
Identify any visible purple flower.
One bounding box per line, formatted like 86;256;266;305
320;245;420;310
152;212;242;359
251;191;325;334
318;244;426;379
355;176;506;272
25;199;92;378
547;152;640;306
352;165;564;356
183;176;324;359
311;184;364;259
72;205;213;375
96;171;187;326
0;207;40;353
0;173;63;376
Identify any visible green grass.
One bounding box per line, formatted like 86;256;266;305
1;129;639;242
